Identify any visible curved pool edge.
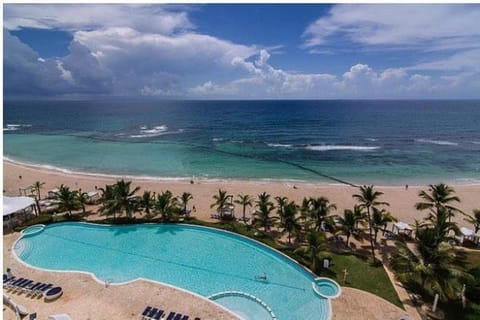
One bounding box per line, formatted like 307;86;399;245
12;221;333;319
312;277;342;300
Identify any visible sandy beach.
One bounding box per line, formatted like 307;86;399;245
3;160;479;227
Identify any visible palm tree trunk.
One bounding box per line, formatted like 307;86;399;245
346;233;350;247
243;205;246;221
367;207;375;261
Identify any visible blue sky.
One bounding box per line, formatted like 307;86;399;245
4;4;480;99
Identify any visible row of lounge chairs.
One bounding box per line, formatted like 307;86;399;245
141;306;200;320
4;274;54;298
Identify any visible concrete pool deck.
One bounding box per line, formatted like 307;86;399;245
3;232;408;320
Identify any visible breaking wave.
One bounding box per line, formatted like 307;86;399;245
305;145;380;151
415;139;459;146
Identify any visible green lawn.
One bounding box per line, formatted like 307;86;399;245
321;252;404;309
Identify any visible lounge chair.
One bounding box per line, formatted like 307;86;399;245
141;306;152;319
26;283;44;296
22;281;42;293
173;314;183;320
35;284;53;297
166;312;176;320
180;316;189;320
153;310;164;320
12;279;32;293
146;308;158;320
7;278;25;289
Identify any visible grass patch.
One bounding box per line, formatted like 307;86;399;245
322;253;404;309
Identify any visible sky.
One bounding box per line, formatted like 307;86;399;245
3;3;480;99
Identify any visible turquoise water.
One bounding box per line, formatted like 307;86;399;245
14;223;330;320
4;99;480;185
314;279;340;298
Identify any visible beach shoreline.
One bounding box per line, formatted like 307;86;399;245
4;156;480;188
4;159;479;228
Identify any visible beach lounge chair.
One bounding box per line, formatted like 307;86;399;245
166;312;176;320
141;306;152;319
7;278;25;289
26;283;44;296
180;315;189;320
22;281;42;293
153;310;164;320
13;279;33;293
146;307;158;320
35;283;53;297
173;313;183;320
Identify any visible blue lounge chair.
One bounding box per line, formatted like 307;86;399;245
7;278;25;289
147;308;158;320
22;281;42;293
12;279;32;292
166;312;176;320
35;283;53;297
26;283;44;296
141;306;152;319
153;310;164;320
180;316;189;320
173;314;182;320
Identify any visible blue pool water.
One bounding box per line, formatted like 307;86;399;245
14;223;331;320
313;278;341;299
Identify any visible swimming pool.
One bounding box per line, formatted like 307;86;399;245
14;222;334;319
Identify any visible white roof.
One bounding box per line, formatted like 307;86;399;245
460;227;476;237
87;191;99;197
3;196;35;216
394;222;413;231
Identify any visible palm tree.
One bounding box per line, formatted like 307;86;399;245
415;183;462;223
336;209;362;247
76;189;89;215
113;180;140;219
372;208;397;243
210;189;231;218
254;192;277;232
234;194;253;222
353;185;389;261
179;192;193;216
308;197;337;231
464;209;480;233
139;191;155;217
31;181;45;215
54;184;79;215
155;190;178;222
390;227;472;301
99;184;118;220
280;201;302;245
295;231;328;273
275;196;288;224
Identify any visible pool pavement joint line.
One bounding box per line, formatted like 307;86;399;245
12;221;336;320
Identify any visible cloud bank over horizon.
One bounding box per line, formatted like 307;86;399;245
4;4;480;99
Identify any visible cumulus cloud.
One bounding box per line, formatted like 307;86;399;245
4;4;480;99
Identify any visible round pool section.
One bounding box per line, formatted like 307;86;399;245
209;291;276;320
21;224;45;236
14;223;333;319
312;277;342;299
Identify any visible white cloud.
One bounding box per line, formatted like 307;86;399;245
4;4;193;35
303;4;480;52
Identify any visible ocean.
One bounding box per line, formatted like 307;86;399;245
3;100;480;185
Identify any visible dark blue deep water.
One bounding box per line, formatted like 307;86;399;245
4;100;480;185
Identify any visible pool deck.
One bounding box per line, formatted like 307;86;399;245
3;231;408;320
